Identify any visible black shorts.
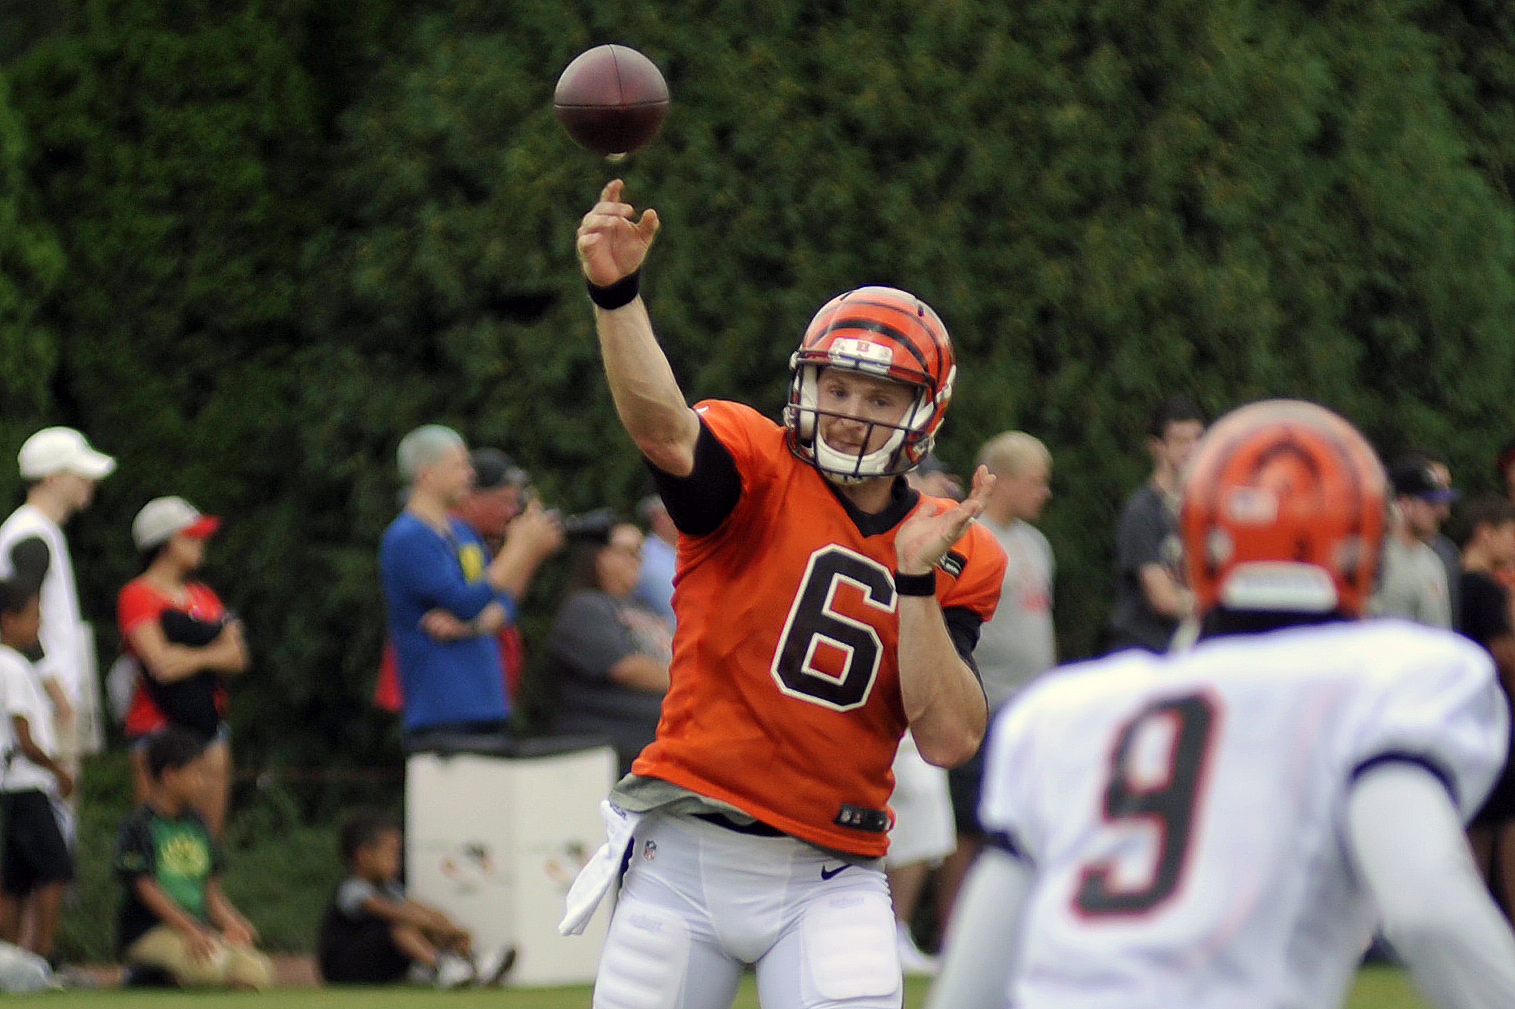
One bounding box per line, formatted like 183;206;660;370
0;790;73;896
1473;697;1515;826
946;745;985;835
317;907;412;985
947;711;1008;837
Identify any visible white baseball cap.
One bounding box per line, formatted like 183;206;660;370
132;496;221;551
17;427;116;481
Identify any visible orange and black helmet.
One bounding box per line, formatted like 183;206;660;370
784;286;956;481
1180;400;1388;618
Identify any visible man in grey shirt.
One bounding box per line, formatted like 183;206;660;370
971;433;1056;709
1370;456;1456;629
1105;396;1205;654
936;431;1056;948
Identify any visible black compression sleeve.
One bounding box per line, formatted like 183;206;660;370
944;605;985;681
647;418;743;537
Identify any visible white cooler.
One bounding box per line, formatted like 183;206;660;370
405;736;617;987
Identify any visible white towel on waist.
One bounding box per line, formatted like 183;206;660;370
559;799;644;936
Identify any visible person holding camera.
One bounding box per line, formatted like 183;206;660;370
379;425;560;749
541;515;671;776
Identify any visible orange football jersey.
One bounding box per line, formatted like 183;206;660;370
631;400;1006;856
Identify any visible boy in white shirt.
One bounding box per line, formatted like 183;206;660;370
0;577;74;967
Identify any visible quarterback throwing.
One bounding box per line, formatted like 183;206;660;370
566;180;1005;1009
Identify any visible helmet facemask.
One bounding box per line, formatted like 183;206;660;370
787;362;936;483
783;287;956;485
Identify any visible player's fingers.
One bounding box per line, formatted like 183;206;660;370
967;464;995;502
636;208;661;240
580;207;630;234
601;178;623;202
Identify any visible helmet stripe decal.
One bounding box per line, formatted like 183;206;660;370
843;295;952;367
816;316;934;376
1183;401;1386;616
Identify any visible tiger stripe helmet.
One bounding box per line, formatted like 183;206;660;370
784;286;956;481
1179;400;1388;618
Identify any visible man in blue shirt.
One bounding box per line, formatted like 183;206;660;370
380;425;555;746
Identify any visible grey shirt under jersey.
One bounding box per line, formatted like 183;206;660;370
974;517;1055;711
1107;482;1182;653
1369;535;1452;629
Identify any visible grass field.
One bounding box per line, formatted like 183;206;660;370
0;966;1431;1007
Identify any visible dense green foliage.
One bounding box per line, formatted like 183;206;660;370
0;0;1512;782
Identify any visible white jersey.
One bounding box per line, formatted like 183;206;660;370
0;506;80;698
0;504;104;754
0;644;60;795
981;619;1508;1009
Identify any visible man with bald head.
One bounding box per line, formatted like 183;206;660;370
936;431;1056;946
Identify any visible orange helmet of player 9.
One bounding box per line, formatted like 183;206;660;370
784;286;956;481
1180;399;1388;618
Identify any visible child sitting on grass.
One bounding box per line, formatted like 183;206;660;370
114;727;272;989
317;807;511;987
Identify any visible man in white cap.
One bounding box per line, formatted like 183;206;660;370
0;426;117;823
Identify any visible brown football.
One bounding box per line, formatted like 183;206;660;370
554;45;669;159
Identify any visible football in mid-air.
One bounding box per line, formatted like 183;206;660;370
553;45;669;159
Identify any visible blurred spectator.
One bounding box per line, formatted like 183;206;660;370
936;431;1056;949
318;808;510;988
541;517;671;776
1369;457;1455;628
379;426;557;749
885;731;954;976
1418;452;1463;624
1105;396;1205;654
1499;438;1515;506
1496;438;1515;609
1456;495;1515;921
374;447;559;712
114;728;272;990
0;427;115;831
0;576;73;967
888;462;969;975
116;497;248;837
452;448;529;556
631;494;676;626
968;432;1055;711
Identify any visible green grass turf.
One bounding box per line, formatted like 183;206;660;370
0;966;1430;1007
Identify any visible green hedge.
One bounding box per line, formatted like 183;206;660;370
0;0;1510;777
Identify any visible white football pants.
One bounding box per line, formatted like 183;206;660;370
592;812;902;1009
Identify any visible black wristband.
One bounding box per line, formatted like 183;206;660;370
587;271;641;310
894;570;937;597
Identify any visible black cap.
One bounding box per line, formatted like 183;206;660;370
1388;458;1457;503
561;507;619;543
471;448;527;491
